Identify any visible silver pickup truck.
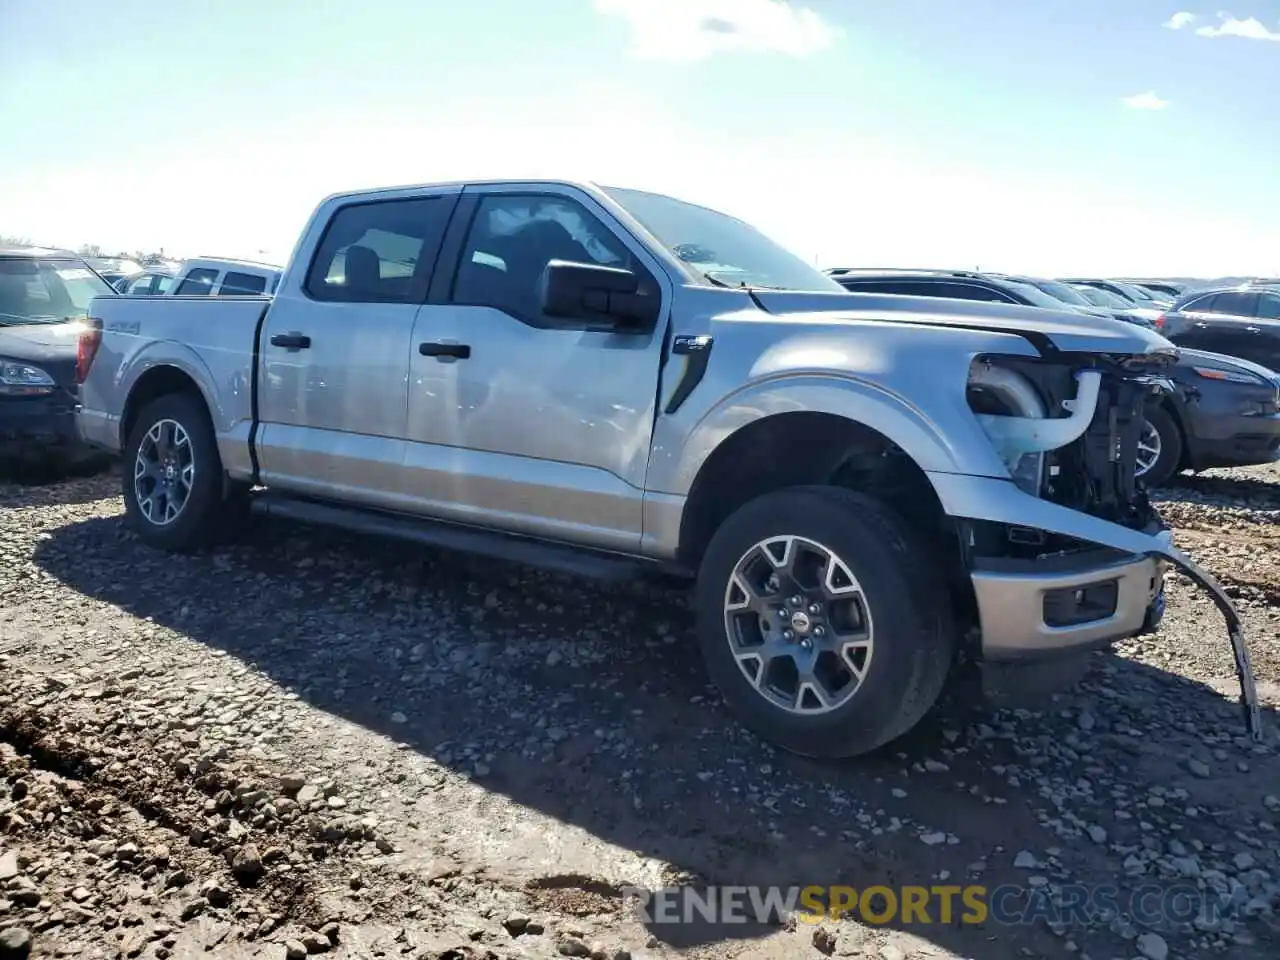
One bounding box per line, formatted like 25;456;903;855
75;178;1262;756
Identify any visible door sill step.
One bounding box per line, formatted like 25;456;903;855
248;491;679;583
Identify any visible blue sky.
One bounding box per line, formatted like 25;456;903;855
1;0;1277;275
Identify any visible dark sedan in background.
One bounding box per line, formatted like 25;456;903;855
1157;285;1280;371
828;268;1280;485
0;246;115;470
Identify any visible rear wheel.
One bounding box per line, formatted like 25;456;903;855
122;392;239;552
694;486;954;758
1137;405;1182;488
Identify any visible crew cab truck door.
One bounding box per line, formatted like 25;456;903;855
401;184;671;552
255;188;460;508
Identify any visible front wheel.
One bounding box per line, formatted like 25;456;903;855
122;392;236;552
694;486;954;759
1136;405;1182;488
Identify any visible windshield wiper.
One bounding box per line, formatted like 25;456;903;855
701;270;783;291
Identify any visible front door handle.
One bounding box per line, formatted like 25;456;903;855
419;341;471;360
270;332;311;350
1246;326;1262;334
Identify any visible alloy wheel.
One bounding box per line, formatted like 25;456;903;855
133;418;195;526
723;535;874;715
1135;420;1162;478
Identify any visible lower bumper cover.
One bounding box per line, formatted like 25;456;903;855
972;551;1163;661
928;471;1264;743
0;396;89;463
1189;415;1280;469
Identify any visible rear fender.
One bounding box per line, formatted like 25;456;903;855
117;341;228;439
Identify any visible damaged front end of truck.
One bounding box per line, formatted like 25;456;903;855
950;347;1264;742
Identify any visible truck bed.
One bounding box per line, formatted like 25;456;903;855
77;294;271;481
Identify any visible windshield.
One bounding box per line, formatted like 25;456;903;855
603;187;844;293
0;258;115;324
1071;283;1132;309
995;277;1076;310
1113;280;1165;303
1024;277;1093;307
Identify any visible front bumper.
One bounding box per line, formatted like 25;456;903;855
928;471;1264;742
972;549;1165;661
1187;408;1280;470
0;394;91;464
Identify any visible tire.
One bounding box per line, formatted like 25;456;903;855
694;485;954;759
1137;405;1182;488
121;392;235;552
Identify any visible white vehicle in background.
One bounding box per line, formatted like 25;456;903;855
167;257;282;297
116;261;181;296
84;256;145;289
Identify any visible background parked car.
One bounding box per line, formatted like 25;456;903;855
168;257;282;296
117;264;179;295
829;268;1280;485
1001;275;1158;328
0;246;115;471
1157;285;1280;371
1117;279;1187;300
83;256;144;289
1064;282;1166;326
1061;277;1173;309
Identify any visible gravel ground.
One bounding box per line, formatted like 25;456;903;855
0;462;1276;960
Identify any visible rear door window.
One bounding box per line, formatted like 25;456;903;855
1209;292;1259;318
218;271;268;296
175;268;219;295
1255;292;1280;320
306;196;453;303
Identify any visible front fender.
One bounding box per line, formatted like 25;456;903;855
647;372;1013;498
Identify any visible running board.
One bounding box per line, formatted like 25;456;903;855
248;491;672;583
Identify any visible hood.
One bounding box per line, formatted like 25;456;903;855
0;319;86;364
750;289;1178;358
1120;306;1163;321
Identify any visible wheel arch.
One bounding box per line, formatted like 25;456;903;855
676;410;954;571
1156;395;1191;471
120;363;213;450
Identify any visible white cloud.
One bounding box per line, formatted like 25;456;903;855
1164;11;1197;29
1122;91;1171;110
592;0;839;62
1194;13;1280;41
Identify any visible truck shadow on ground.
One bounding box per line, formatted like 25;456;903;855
31;514;1279;960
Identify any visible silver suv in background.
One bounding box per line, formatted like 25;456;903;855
75;179;1264;754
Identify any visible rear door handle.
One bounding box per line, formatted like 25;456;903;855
270;332;311;350
419;341;471;360
1246;326;1262;334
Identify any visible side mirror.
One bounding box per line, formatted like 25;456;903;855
541;260;659;330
